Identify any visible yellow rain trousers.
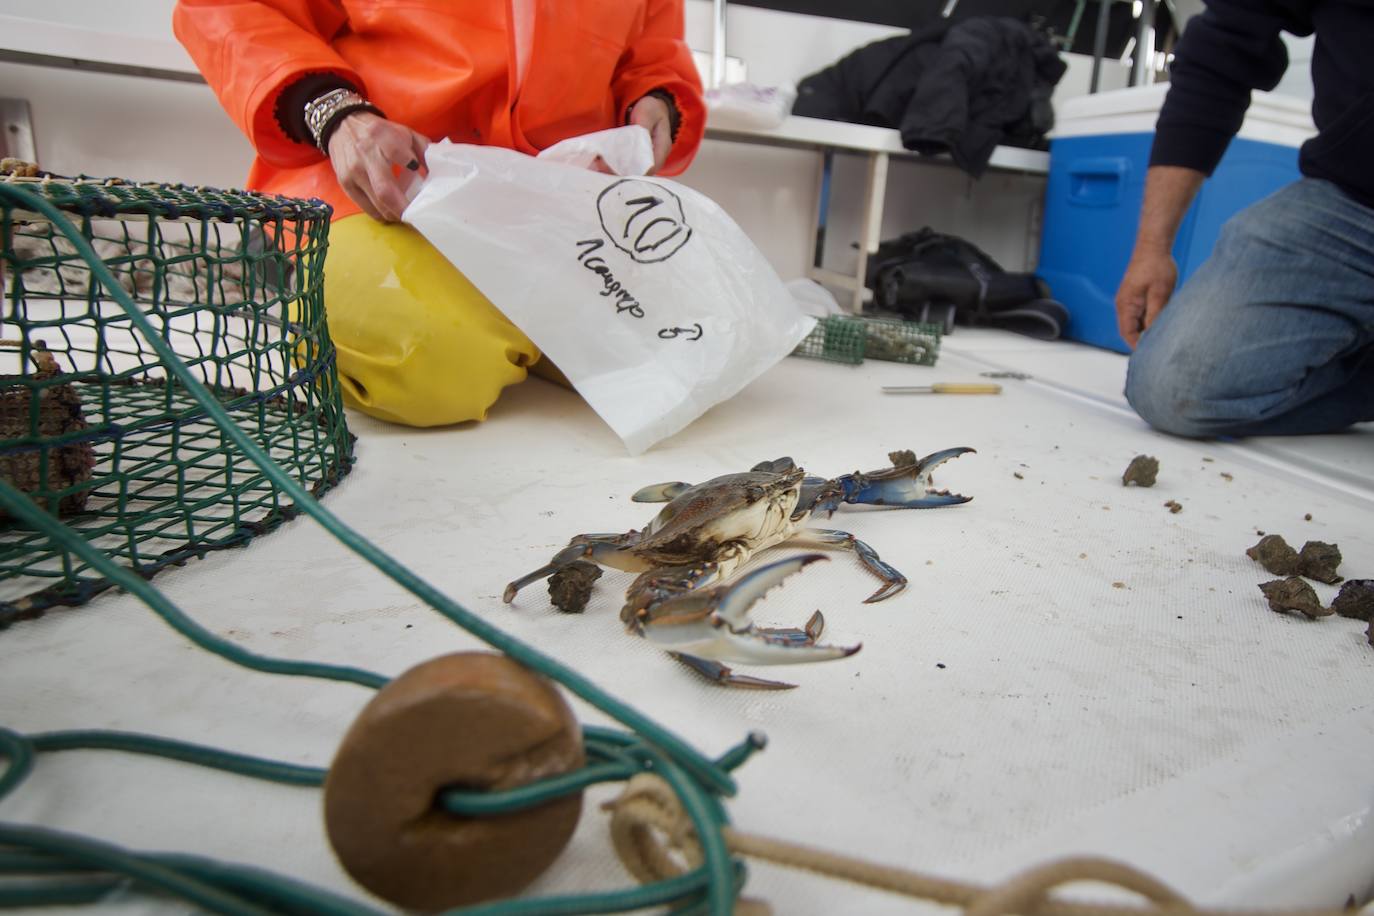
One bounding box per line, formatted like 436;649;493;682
322;214;542;427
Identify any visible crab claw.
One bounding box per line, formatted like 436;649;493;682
898;446;977;507
802;446;975;515
639;555;861;667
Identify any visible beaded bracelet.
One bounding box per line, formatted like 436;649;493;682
305;88;384;153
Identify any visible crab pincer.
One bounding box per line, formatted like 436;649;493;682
801;447;976;516
638;555;860;689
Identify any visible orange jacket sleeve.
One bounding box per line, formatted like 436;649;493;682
173;0;361;169
613;0;706;176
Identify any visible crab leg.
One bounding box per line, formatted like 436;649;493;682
670;654;801;690
787;528;907;603
801;446;976;516
622;560;729;627
639;555;861;671
631;482;692;503
503;532;644;603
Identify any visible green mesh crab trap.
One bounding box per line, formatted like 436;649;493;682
791;314;942;366
792;315;867;364
0;175;353;628
860;316;941;365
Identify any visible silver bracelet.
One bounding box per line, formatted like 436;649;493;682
304;88;376;151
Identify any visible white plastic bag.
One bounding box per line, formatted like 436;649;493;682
705;83;797;130
403;127;814;454
785;277;845;318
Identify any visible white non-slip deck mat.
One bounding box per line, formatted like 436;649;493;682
2;330;1371;914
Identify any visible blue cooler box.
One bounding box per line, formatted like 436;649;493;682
1037;85;1315;352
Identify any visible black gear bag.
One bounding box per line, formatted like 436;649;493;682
866;227;1068;340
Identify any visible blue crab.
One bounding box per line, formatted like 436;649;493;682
503;448;973;688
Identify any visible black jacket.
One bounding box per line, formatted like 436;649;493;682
1152;0;1374;210
793;18;1067;177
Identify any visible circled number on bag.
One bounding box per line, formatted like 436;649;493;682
596;180;693;263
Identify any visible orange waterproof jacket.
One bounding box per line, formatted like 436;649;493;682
174;0;706;219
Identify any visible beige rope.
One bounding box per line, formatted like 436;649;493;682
605;774;772;915
606;774;1362;916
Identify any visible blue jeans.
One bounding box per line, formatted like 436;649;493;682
1125;178;1374;437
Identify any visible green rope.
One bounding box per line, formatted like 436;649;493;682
0;878;126;907
17;727;764;818
0;824;278;916
0;727;749;914
0;849;102;874
28;731;326;787
150;854;384;916
0;824;386;916
0;182;754;913
652;754;734;914
440;763;633;817
447;867;722;916
714;731;767;772
0;730;33;803
0;183;734;799
0;480;388;692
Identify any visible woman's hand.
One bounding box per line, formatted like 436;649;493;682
627;94;673;174
327;111;430;222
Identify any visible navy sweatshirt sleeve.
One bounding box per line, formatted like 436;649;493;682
1150;0;1310;175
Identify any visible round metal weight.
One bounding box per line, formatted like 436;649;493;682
323;652;585;911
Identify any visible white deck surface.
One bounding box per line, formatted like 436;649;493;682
3;328;1373;913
